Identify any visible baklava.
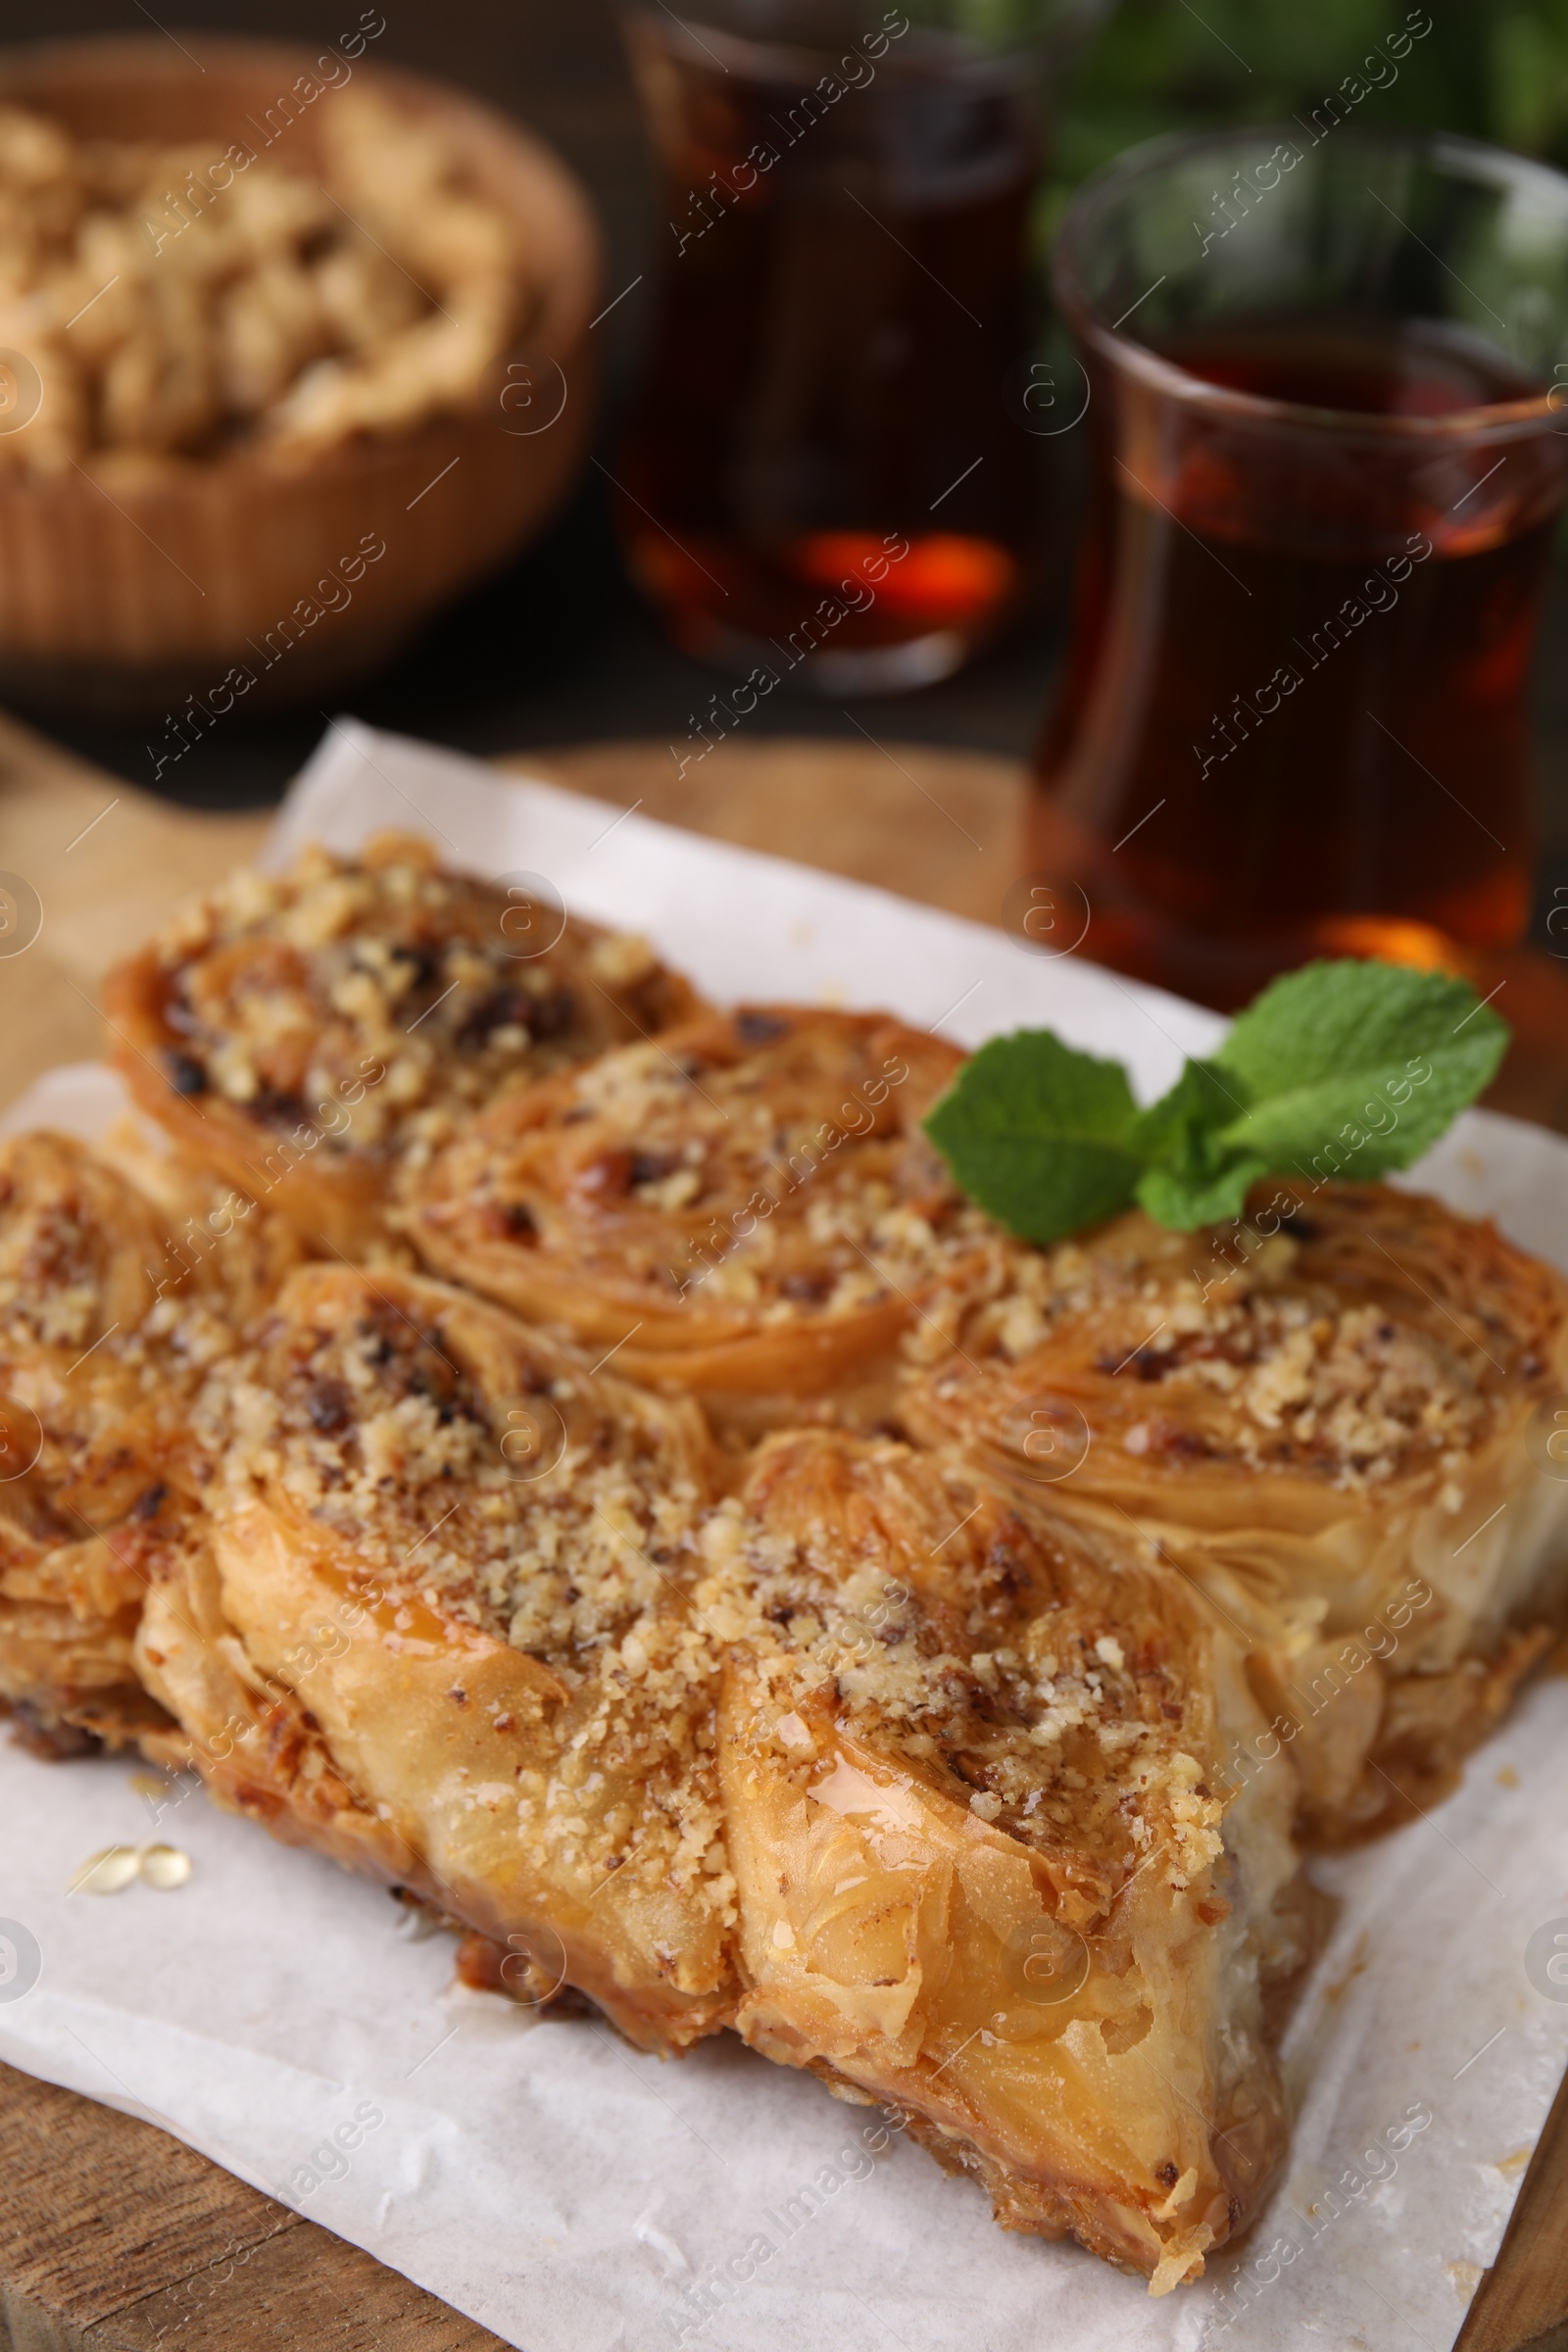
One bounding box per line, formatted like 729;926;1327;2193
131;1259;1303;2286
133;1262;736;2050
901;1179;1568;1834
706;1431;1303;2291
103;834;699;1255
0;1129;298;1750
10;861;1561;2299
408;1004;986;1416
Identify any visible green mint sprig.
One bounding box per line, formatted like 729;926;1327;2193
923;959;1509;1243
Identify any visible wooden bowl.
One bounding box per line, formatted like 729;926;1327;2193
0;36;602;721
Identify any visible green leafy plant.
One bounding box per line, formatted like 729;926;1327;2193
923;958;1509;1243
1049;0;1559;203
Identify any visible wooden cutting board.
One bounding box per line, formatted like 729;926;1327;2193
0;710;1564;2352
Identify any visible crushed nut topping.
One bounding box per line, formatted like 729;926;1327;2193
211;1269;735;1922
416;1007;997;1331
693;1437;1226;1900
136;835;689;1168
906;1184;1559;1493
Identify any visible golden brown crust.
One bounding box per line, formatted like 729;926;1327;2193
0;1129;302;1746
103;833;701;1256
408;1004;973;1402
905;1183;1568;1512
124;1271;1303;2283
134;1261;737;2051
900;1178;1568;1838
134;1523;461;1892
140;1335;1300;2281
14;864;1560;2291
1306;1624;1555;1840
699;1434;1298;2289
0;1513;179;1750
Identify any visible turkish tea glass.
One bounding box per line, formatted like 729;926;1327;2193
1028;125;1568;1008
616;0;1100;693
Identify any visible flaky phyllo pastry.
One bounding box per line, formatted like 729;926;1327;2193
902;1178;1568;1838
0;1130;300;1750
407;1004;984;1412
133;1264;736;2047
704;1435;1301;2289
103;834;698;1255
10;835;1568;2294
129;1259;1298;2288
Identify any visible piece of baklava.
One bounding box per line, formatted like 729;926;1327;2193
132;1263;1302;2287
901;1179;1568;1835
103;833;700;1256
703;1431;1303;2291
132;1263;737;2051
0;1129;299;1750
407;1005;986;1419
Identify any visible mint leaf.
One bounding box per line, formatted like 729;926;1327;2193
1136;1153;1267;1231
1126;1058;1258;1229
923;1032;1144;1245
1211;960;1509;1185
922;961;1507;1249
1133;1056;1250;1172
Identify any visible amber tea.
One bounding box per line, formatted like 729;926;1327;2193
1032;128;1568;1007
1031;318;1556;1004
618;6;1043;692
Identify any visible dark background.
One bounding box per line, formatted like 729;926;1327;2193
2;0;1567;953
0;0;1065;809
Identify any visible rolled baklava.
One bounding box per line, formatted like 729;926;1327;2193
901;1179;1568;1834
131;1259;1303;2287
407;1005;984;1419
0;1129;299;1750
704;1430;1303;2292
132;1262;737;2050
103;833;700;1256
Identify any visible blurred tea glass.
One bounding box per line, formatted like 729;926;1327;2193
1029;126;1568;1009
616;0;1101;692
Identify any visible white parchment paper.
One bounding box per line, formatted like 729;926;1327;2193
2;719;1565;2352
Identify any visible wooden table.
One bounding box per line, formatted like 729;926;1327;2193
0;712;1564;2352
0;718;1027;1107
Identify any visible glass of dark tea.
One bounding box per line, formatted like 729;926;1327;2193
615;0;1099;693
1029;126;1568;1008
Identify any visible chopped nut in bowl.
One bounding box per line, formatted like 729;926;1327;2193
0;36;600;717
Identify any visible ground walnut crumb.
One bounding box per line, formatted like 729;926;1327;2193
693;1436;1227;1912
142;835;688;1161
909;1189;1536;1493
